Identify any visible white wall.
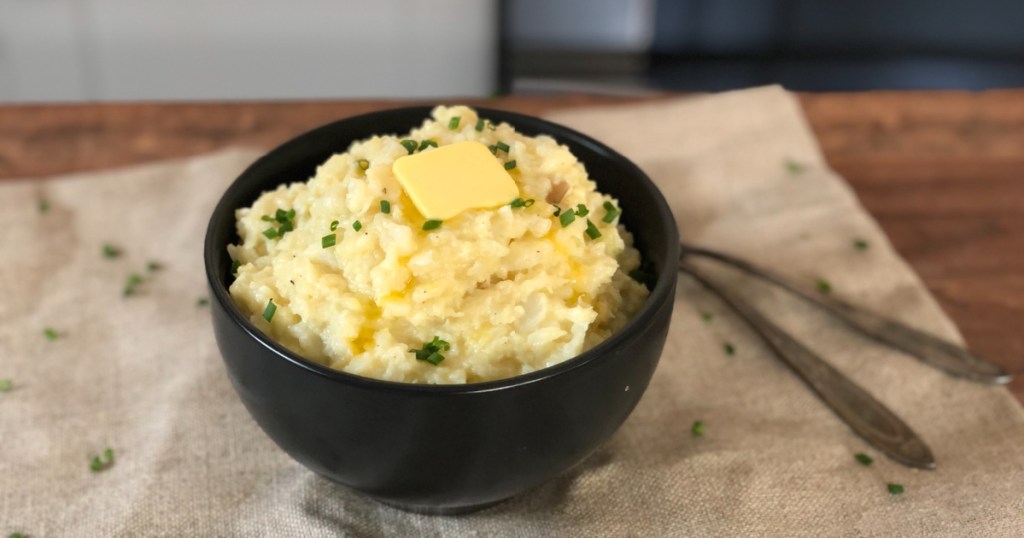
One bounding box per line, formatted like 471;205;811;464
0;0;498;102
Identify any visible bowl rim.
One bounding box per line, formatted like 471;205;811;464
204;105;679;395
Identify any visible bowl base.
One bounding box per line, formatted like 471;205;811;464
377;497;508;515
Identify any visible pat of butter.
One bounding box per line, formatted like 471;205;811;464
392;140;519;220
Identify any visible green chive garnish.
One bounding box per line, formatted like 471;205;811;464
504;160;517;171
90;448;114;472
322;234;337;248
853;239;869;251
262;299;277;322
353;220;363;232
123;274;142;297
855;453;873;466
475;118;485;131
488;145;497;154
358;159;370;171
700;311;713;322
39;199;50;213
419;139;438;151
10;532;25;538
261;215;274;222
724;342;736;356
816;279;832;294
146;261;162;272
786;159;805;174
448;116;460;130
602;201;620;223
330;220;339;231
887;483;904;495
231;259;241;275
102;244;122;259
422;219;442;231
559;210;576;228
494;141;510;153
585;219;601;239
400;139;418;154
552;206;561;217
692;420;704;437
0;379;12;392
575;204;589;217
262;228;279;239
411;336;451;365
43;327;59;341
197;297;209;307
509;198;535;209
380;200;391;214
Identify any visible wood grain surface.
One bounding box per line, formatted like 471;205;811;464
1;91;1021;403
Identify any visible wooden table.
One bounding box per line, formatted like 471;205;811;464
1;91;1021;403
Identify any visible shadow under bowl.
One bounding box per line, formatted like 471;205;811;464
204;106;679;513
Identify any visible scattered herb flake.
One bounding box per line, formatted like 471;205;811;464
448;116;461;130
786;159;805;174
488;145;497;154
887;483;904;495
475;118;485;131
380;200;391;214
494;141;510;153
410;336;451;365
43;327;59;341
853;239;869;251
262;299;277;322
0;379;12;392
504;160;517;171
353;220;363;232
585;219;602;240
146;261;162;272
10;531;24;538
39;199;50;213
602;201;621;223
358;159;370;171
700;311;713;322
509;198;535;209
89;448;114;472
197;297;210;307
724;342;736;356
123;274;143;297
575;204;589;217
262;228;280;239
855;453;873;466
692;420;704;437
422;219;442;231
330;220;339;231
816;278;832;294
322;234;337;249
231;259;241;275
400;139;418;154
102;244;122;259
559;210;576;228
418;139;438;151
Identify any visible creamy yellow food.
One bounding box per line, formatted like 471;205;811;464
228;106;648;384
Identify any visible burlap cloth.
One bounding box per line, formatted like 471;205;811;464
2;86;1022;536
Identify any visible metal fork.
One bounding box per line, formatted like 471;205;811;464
677;243;1013;469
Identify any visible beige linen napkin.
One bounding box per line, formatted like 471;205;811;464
2;86;1022;537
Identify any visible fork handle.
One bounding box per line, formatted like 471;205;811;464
679;259;936;469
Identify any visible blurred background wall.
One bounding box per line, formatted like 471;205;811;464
1;0;1021;103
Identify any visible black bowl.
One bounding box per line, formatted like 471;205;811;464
204;106;679;513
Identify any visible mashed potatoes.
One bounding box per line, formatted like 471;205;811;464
228;106;648;384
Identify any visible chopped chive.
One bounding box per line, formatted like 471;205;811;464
231;259;241;275
123;274;143;297
448;116;461;130
488;145;498;154
380;200;391;214
197;297;209;307
400;139;418;154
628;269;648;283
524;199;535;207
887;483;904;495
691;420;704;437
559;210;576;228
786;159;805;174
504;160;517;171
585;219;601;239
262;299;277;322
261;215;274;222
330;220;339;231
43;327;59;341
89;448;114;472
358;159;370;171
575;204;589;217
410;336;450;365
146;261;162;272
853;238;869;251
855;453;873;466
488;122;496;131
700;311;713;322
509;197;535;209
0;379;12;392
286;209;296;220
418;139;438;151
322;233;337;248
475;118;485;131
816;278;832;294
39;199;50;213
494;141;510;153
353;220;363;232
724;342;736;356
262;228;279;239
552;205;561;216
422;219;443;231
602;201;621;223
102;244;122;259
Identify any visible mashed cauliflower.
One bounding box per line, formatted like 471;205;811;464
228;106;648;384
